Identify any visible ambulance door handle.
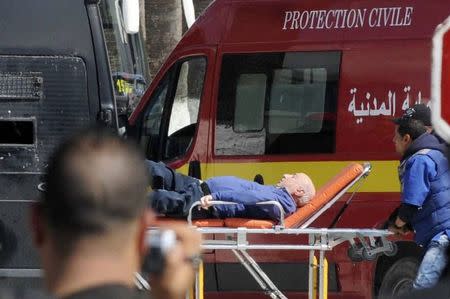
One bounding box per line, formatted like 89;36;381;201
188;160;202;180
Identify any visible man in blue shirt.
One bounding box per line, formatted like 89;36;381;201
390;115;450;290
147;161;316;221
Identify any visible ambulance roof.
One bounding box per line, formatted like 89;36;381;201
177;0;450;49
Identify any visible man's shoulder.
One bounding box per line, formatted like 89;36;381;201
407;149;440;166
409;148;449;168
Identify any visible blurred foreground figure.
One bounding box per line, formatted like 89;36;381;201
30;127;201;299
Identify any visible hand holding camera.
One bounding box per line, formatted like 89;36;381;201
143;224;202;299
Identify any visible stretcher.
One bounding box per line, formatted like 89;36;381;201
153;162;395;299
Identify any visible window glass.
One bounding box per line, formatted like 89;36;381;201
164;58;206;160
268;68;327;134
215;52;340;155
99;0;149;113
140;74;170;160
234;74;266;132
139;56;206;161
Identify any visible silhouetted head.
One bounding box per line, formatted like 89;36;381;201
33;127;150;255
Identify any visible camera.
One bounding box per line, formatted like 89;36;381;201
142;229;177;275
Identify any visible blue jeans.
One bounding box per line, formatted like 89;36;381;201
413;234;449;289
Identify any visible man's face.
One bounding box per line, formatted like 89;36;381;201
392;126;410;156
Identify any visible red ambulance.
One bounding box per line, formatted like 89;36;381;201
129;1;450;298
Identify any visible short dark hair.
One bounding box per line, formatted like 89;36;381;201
41;127;149;243
397;119;427;141
393;104;432;127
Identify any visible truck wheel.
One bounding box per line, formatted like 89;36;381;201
378;257;418;297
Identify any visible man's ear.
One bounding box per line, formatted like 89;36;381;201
294;188;305;199
403;134;412;144
30;202;45;247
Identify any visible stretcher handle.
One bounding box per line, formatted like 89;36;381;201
187;200;285;227
188;201;236;225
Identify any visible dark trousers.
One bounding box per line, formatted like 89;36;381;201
145;160;199;192
146;161;213;218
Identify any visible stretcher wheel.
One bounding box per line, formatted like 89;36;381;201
347;246;363;262
384;242;398;257
362;248;378;261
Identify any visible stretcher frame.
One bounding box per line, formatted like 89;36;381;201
194;227;393;299
185;163;395;299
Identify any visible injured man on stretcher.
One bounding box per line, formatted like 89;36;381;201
147;161;316;221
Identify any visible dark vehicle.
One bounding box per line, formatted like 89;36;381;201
0;0;148;288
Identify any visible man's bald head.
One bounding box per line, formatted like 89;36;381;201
277;172;316;207
41;127;149;241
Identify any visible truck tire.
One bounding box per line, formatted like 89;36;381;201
378;257;419;297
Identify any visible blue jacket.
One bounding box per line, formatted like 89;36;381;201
206;176;297;220
399;133;450;247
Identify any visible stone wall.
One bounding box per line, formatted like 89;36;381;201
102;1;215;81
144;0;214;79
144;0;182;79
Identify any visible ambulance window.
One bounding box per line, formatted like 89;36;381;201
234;74;266;132
215;52;340;155
268;68;327;134
163;57;206;160
140;73;171;160
140;56;206;161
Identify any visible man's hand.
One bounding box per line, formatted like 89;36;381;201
387;217;411;236
200;195;213;210
149;223;202;299
388;225;410;236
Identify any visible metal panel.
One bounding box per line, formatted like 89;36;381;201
0;56;89;173
0;56;89;284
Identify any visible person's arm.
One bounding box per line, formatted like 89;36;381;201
200;190;273;209
212;189;274;205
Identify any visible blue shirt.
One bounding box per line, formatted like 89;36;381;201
206;176;297;220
